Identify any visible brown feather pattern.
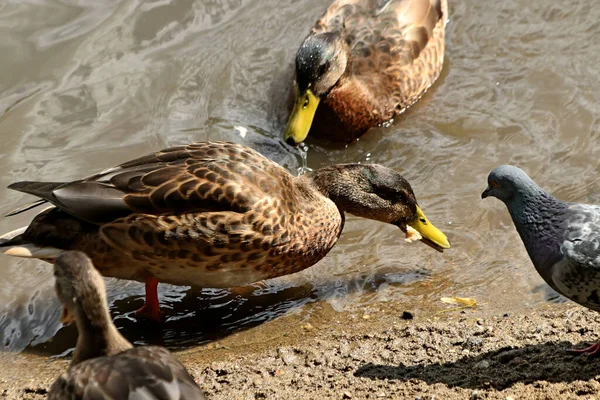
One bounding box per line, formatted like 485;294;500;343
309;0;448;141
49;346;205;400
9;142;344;288
4;142;439;291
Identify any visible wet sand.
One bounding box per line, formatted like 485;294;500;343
3;301;600;399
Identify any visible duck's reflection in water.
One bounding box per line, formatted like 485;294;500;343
27;266;430;357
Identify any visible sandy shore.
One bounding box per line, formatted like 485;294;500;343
2;301;600;399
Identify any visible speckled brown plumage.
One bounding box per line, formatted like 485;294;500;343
301;0;447;142
5;142;344;287
1;141;449;316
50;346;206;399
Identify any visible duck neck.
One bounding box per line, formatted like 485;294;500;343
302;167;346;203
71;306;132;366
506;187;568;279
302;165;384;218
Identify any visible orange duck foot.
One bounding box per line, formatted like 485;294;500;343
135;303;165;322
135;277;164;322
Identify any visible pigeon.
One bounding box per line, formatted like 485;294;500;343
482;165;600;355
48;251;206;399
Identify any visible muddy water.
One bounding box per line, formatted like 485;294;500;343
1;0;600;356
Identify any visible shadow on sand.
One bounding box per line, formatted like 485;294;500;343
355;340;600;390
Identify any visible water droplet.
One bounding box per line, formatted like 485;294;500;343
234;125;247;138
297;144;313;175
380;118;394;128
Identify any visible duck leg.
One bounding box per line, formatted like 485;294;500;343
569;342;600;355
136;277;163;322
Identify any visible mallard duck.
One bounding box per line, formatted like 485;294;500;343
48;251;206;399
283;0;448;146
0;141;449;321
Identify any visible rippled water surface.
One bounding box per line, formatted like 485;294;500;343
1;0;600;355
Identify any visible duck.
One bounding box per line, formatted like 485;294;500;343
283;0;448;146
482;165;600;355
0;141;450;321
48;251;206;399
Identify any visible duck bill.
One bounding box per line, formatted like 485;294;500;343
407;206;451;253
283;88;320;146
60;305;75;325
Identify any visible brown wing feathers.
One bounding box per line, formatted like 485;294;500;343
6;143;283;226
50;346;205;399
308;0;446;140
7;181;129;224
3;143;296;264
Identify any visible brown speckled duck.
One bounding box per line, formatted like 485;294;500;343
0;142;449;321
48;251;206;399
283;0;448;145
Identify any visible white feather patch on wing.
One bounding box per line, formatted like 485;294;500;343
2;244;64;259
129;379;181;400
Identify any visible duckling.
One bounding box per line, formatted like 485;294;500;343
48;251;206;399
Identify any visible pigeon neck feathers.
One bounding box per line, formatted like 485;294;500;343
505;183;569;277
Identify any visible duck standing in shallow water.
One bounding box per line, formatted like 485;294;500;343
283;0;448;146
483;165;600;355
48;251;206;399
0;141;449;321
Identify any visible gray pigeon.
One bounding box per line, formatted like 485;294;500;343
482;165;600;355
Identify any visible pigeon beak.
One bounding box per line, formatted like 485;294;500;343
481;186;491;199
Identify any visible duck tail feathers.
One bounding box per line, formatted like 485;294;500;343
5;199;48;217
8;181;65;200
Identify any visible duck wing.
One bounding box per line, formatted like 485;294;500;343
48;346;206;400
314;0;445;71
7;142;290;225
313;0;447;124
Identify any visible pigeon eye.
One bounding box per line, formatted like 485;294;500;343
491;181;499;188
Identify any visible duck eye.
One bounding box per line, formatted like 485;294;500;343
491;181;499;188
303;97;309;109
419;217;427;224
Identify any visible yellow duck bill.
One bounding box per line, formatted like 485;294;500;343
406;206;451;252
283;88;320;146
